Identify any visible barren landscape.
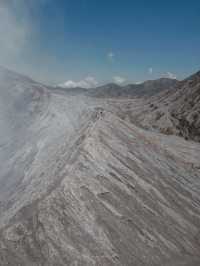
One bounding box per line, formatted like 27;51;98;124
0;67;200;265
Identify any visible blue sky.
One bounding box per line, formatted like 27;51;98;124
0;0;200;86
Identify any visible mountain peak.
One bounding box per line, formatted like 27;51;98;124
183;70;200;84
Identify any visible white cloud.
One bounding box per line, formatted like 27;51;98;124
107;51;115;61
113;76;126;85
148;67;153;74
59;76;98;89
166;72;177;79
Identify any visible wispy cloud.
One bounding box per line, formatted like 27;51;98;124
113;76;126;85
0;2;28;66
107;51;115;61
59;76;98;89
148;67;153;74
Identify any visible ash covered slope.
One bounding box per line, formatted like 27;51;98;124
0;67;93;221
0;66;49;203
0;68;200;266
132;71;200;142
1;109;200;266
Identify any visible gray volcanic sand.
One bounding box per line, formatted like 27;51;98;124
0;68;200;265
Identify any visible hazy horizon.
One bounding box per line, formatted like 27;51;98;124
0;0;200;86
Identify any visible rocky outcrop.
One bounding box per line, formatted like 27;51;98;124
124;71;200;142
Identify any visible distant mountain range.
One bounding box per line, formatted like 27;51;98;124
55;71;200;142
87;78;179;98
56;77;178;98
